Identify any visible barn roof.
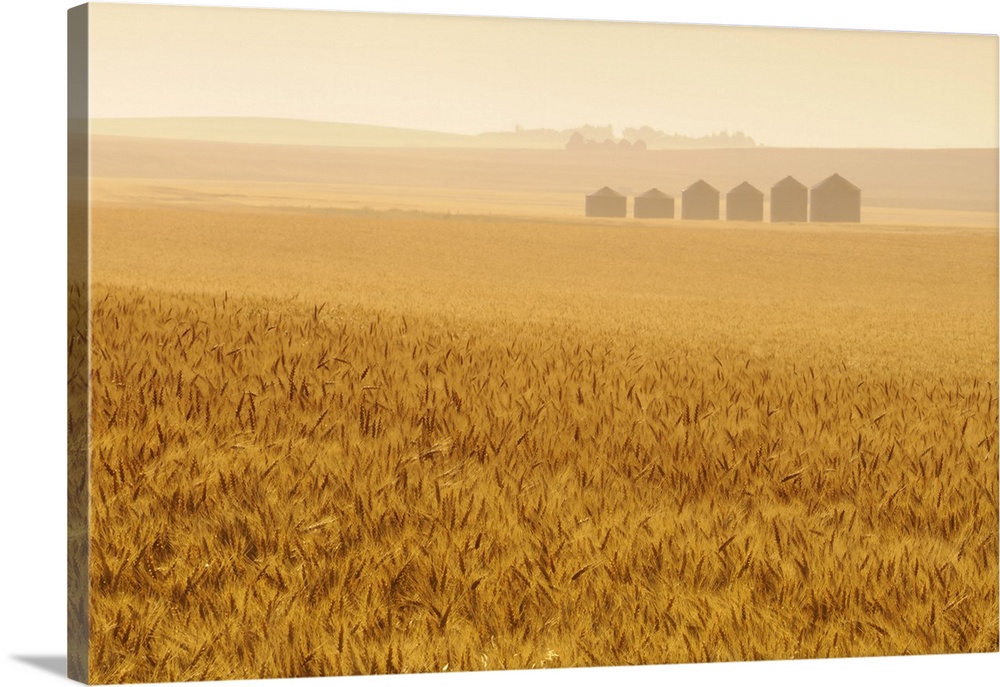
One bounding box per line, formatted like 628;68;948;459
772;176;807;190
728;181;763;197
588;186;625;198
637;188;673;199
812;173;860;192
683;179;718;194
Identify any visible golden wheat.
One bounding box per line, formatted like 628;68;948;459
83;206;999;682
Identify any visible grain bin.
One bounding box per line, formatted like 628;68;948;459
770;176;808;222
810;173;861;222
585;186;627;218
634;188;674;219
681;180;720;220
726;181;764;221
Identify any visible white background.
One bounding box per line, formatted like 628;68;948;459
0;1;997;686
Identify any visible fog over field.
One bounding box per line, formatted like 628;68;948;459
86;4;997;149
89;129;998;226
83;3;998;224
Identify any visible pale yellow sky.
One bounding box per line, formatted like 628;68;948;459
87;2;998;148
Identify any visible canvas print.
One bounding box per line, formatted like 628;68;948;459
68;3;999;684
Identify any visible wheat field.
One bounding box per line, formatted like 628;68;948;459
81;204;998;683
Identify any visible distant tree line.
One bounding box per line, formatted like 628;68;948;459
565;131;647;152
473;124;758;150
565;126;757;151
621;126;757;149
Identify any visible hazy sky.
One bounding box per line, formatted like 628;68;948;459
87;2;998;148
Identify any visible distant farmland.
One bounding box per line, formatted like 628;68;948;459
89;134;999;225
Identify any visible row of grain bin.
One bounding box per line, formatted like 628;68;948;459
585;174;861;222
